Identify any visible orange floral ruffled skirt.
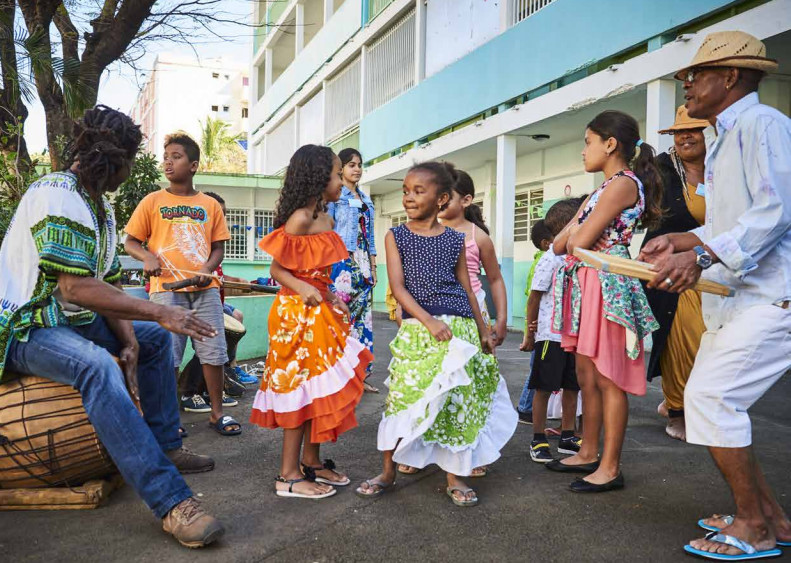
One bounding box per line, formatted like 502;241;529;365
249;295;373;443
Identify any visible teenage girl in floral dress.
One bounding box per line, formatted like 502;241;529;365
548;110;661;492
250;145;372;499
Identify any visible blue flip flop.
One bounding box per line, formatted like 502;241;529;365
698;516;791;547
684;531;782;560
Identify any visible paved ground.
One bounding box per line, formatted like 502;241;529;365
2;314;790;562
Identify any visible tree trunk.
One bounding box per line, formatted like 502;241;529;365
0;0;32;177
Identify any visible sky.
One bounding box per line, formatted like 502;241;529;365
22;0;255;153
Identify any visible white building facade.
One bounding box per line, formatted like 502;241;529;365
249;0;791;326
132;54;250;157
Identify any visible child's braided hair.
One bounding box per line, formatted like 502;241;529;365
273;144;336;229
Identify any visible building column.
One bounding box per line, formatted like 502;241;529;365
646;79;676;155
414;0;426;85
264;48;273;91
293;105;301;151
295;1;305;54
499;0;513;32
320;80;328;143
324;0;334;24
359;44;368;119
495;135;516;327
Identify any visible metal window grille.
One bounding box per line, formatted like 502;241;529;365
514;188;544;242
225;209;250;259
254;210;276;261
365;9;415;115
325;57;361;141
390;214;408;227
367;0;395;22
266;112;295;174
511;0;555;26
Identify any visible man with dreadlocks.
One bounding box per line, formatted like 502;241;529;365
0;106;226;548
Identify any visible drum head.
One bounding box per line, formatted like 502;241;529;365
224;313;245;334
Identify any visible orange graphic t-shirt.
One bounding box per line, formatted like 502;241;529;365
124;190;230;293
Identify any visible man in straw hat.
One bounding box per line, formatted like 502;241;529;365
640;31;791;560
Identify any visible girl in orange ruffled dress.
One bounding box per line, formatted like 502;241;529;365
250;145;373;499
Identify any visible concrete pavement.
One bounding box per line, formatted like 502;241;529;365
2;314;789;562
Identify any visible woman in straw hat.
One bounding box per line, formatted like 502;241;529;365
641;105;710;442
640;30;791;560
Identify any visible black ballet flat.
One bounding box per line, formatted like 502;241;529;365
545;459;600;474
569;473;625;493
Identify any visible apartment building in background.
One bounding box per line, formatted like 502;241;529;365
131;54;250;157
248;0;791;325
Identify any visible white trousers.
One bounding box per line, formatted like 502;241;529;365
685;304;791;448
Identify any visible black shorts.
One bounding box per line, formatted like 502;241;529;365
528;340;579;392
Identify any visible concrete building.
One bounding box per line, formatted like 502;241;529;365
131;54;250;157
249;0;791;326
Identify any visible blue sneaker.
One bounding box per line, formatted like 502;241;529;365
234;365;259;385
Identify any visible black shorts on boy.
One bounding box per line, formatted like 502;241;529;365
528;340;579;392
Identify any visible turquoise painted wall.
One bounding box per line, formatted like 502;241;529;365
221;261;271;282
359;0;736;159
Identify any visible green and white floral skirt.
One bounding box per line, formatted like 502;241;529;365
377;316;517;476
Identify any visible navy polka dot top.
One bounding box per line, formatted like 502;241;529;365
391;224;473;319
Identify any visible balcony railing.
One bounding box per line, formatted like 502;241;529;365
365;8;415;114
511;0;555;26
367;0;395;23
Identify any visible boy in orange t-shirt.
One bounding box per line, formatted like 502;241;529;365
125;132;241;437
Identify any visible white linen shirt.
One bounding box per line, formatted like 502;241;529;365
691;92;791;328
530;247;564;343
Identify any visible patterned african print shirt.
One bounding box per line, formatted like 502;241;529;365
0;171;120;380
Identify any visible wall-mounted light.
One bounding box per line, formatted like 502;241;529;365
675;34;695;42
529;134;550;142
607;64;621;72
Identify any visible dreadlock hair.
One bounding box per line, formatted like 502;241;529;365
587;110;663;230
407;161;456;210
530;219;553;249
451;169;489;235
70;105;142;221
273;144;336;229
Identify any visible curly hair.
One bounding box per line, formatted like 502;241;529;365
164;131;200;163
69;105;142;221
273;145;336;229
407;161;457;204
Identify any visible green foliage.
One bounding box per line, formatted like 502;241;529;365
113;151;161;253
198;116;246;173
0;121;40;245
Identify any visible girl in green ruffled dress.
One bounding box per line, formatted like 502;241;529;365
355;162;517;507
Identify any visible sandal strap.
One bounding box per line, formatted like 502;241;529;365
274;475;308;493
704;532;756;555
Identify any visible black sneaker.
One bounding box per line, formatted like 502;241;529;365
201;392;239;408
529;440;553;463
181;394;211;413
558;436;582;455
518;411;533;425
223;367;246;397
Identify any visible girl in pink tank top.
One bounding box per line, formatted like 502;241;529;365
438;169;508;347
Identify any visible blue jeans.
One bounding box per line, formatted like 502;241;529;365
5;317;192;518
517;351;536;414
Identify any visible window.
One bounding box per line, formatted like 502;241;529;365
254;210;276;261
391;214;408;227
211;105;218;112
212;72;219;79
242;107;249;118
222;105;230;112
514;188;544;242
225;209;250;259
243;76;249;86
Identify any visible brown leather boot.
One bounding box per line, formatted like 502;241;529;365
162;497;225;548
166;447;215;473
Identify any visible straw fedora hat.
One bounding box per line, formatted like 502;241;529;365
674;31;778;80
659;105;710;134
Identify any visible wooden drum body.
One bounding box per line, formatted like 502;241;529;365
223;313;246;349
0;375;116;489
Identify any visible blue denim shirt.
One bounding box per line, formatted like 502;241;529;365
690;92;791;326
327;186;377;256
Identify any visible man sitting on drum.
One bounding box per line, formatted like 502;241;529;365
0;106;225;549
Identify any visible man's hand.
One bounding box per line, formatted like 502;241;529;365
520;332;536;352
157;306;217;340
493;320;507;347
647;250;702;293
143;255;163;277
197;265;214;287
118;344;140;403
638;235;675;265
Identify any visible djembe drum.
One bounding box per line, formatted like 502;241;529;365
224;313;246;356
0;371;133;489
